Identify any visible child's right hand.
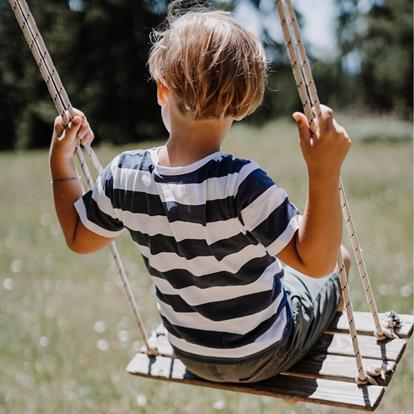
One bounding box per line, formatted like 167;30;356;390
50;109;94;162
293;105;351;177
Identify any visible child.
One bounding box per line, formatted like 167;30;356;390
49;6;351;383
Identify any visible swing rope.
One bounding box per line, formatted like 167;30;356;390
9;0;156;356
275;0;397;384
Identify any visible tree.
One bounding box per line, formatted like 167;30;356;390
4;0;384;150
0;0;164;149
0;1;77;149
335;0;413;116
66;0;164;146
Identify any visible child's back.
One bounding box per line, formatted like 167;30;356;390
49;3;351;383
76;147;300;362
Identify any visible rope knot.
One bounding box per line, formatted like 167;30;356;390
356;362;394;385
375;311;401;340
382;311;401;329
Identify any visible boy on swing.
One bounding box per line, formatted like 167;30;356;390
49;7;351;383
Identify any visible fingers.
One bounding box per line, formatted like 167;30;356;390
78;129;94;146
332;119;349;139
72;108;86;122
71;108;94;146
78;117;94;145
334;122;352;152
54;110;94;146
317;105;351;140
292;112;312;144
317;105;334;135
61;116;82;142
318;107;352;155
53;115;65;138
319;104;334;120
54;109;84;139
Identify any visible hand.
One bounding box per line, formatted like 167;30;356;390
293;105;351;177
50;108;94;162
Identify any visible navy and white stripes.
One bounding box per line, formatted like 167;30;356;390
75;148;301;362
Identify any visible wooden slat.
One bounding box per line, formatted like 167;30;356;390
145;332;396;385
314;333;407;363
144;328;401;386
146;326;407;364
289;353;395;385
127;353;385;411
327;312;414;338
129;311;413;410
146;312;413;360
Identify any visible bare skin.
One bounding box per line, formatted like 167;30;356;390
49;110;111;253
337;244;351;311
49;83;351;279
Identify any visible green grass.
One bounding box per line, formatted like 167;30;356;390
0;115;412;413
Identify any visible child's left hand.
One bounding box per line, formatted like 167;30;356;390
50;108;94;162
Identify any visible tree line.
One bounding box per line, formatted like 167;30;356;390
0;0;411;150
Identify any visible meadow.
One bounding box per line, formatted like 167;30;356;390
0;114;412;413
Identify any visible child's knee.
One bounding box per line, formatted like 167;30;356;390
336;245;350;312
340;244;351;275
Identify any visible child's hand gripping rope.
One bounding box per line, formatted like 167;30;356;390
293;105;351;177
50;108;94;162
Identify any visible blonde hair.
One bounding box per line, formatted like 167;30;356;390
148;5;267;120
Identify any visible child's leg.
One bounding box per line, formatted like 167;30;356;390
336;244;351;311
341;244;351;275
279;245;351;369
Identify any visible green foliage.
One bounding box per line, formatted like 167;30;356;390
0;0;29;150
65;0;163;145
0;0;412;150
0;1;76;149
360;0;413;114
335;0;413;116
0;0;163;150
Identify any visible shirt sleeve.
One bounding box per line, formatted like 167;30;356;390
235;163;301;256
74;156;125;238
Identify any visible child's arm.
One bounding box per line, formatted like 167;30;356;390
277;105;351;277
49;110;114;254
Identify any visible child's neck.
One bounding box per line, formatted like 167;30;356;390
158;116;233;168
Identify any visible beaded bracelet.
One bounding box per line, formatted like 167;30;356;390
51;176;81;184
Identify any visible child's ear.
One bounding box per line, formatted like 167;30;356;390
157;81;170;106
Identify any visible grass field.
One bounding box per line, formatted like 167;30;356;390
0;115;412;413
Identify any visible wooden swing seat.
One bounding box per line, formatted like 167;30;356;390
127;311;414;411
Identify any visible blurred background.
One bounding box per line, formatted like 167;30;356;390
0;1;412;413
0;0;412;149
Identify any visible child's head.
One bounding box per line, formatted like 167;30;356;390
148;4;267;121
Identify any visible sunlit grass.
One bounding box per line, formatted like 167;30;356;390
0;115;412;413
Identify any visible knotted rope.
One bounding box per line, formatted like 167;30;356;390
275;0;397;384
9;0;156;355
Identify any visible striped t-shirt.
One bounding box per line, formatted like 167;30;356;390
75;148;301;363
